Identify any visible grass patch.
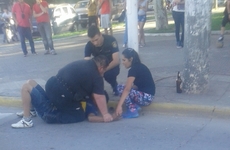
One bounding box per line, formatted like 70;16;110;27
145;11;229;33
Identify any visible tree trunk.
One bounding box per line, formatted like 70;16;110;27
183;1;213;94
154;0;168;30
213;0;218;9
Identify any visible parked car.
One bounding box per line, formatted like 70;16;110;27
32;3;78;36
74;0;89;28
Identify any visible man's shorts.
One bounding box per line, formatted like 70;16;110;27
100;14;111;28
30;84;85;124
30;84;54;120
222;14;230;27
138;15;147;23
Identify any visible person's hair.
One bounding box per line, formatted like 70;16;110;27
87;25;100;38
122;48;141;66
93;55;109;69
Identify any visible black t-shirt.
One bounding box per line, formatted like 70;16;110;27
128;63;155;95
84;34;119;63
57;59;104;96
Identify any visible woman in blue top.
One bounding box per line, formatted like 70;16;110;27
115;48;155;118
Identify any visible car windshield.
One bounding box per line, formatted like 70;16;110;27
74;1;88;8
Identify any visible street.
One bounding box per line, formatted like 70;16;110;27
0;106;229;150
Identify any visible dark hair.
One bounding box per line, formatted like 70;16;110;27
122;48;141;66
93;55;109;69
87;25;100;38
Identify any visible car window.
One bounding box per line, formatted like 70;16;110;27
54;8;61;16
74;2;88;9
62;7;68;14
69;7;76;14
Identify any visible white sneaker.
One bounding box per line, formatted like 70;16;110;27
50;50;57;55
44;50;50;55
16;110;37;118
11;118;33;128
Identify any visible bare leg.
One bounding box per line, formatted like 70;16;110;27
138;22;145;45
109;27;113;36
21;79;38;117
220;26;225;36
104;28;108;35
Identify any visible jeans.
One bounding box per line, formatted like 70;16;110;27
31;84;85;124
104;65;120;92
37;22;54;50
17;26;35;55
172;11;184;44
123;16;128;45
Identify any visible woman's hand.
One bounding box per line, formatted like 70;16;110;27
116;105;123;117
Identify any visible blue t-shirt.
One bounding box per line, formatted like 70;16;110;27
128;63;155;95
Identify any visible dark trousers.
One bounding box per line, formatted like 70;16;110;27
104;65;120;92
37;22;54;50
17;26;35;55
172;11;184;43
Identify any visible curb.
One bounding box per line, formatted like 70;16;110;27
1;96;230;118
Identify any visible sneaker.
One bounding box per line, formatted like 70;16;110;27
122;109;139;118
32;52;38;55
218;35;224;41
16;110;37;118
44;50;50;55
11;118;33;128
176;42;182;48
50;50;57;55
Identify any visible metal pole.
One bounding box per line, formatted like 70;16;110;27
127;0;139;52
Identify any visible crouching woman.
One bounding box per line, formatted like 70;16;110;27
115;48;155;118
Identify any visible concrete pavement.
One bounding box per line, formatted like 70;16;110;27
0;23;230;118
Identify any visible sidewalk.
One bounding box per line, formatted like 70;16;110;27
0;22;230;119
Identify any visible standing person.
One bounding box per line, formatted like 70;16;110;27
33;0;57;55
11;55;115;128
88;0;99;27
12;0;37;57
115;48;155;118
2;8;13;43
138;0;148;48
84;25;120;96
217;0;230;43
98;0;113;35
171;0;185;48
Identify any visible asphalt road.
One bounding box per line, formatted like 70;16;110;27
0;106;229;150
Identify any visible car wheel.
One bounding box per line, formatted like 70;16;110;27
81;23;87;28
71;23;78;32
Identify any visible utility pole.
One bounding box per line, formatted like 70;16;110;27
183;0;212;94
127;0;138;52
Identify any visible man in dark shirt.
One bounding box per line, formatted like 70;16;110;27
84;25;120;95
11;55;114;128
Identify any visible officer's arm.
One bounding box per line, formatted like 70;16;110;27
93;93;113;122
105;52;119;71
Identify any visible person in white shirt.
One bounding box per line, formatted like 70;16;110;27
2;8;13;43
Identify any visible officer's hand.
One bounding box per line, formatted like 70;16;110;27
102;113;113;122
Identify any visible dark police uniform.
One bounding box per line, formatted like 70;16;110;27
31;59;104;124
84;34;120;94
